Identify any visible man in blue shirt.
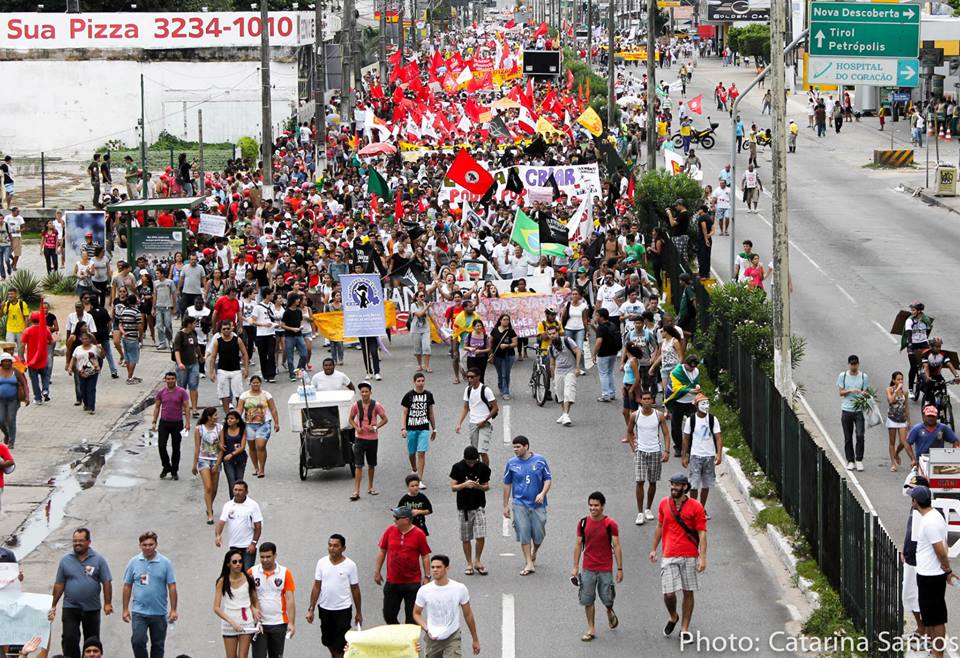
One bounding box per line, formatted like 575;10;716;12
502;435;552;576
122;531;178;658
49;528;113;658
837;354;869;472
906;405;959;466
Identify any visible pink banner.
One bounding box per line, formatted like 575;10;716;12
428;293;569;341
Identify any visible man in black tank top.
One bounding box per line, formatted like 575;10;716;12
207;320;250;412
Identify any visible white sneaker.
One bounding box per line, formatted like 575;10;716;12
645;509;655;520
846;461;855;470
562;415;572;427
636;512;646;525
419;481;427;490
374;373;382;381
556;415;565;423
855;461;864;472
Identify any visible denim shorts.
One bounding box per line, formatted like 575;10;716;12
197;457;218;471
177;363;200;391
246;420;273;442
406;429;431;454
512;504;547;545
122;337;141;364
578;569;616;607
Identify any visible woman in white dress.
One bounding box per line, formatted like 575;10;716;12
214;548;260;658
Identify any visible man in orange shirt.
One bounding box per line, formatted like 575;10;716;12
19;311;54;404
248;541;296;658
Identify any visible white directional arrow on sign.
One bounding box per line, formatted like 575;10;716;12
901;64;916;80
815;30;825;48
903;8;915;18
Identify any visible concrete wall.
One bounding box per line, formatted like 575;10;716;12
0;58;299;156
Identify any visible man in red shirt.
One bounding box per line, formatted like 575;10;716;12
19;311;53;404
649;473;707;644
0;441;14;512
373;506;431;625
211;285;241;331
571;491;623;642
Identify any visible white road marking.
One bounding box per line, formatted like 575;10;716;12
872;320;899;345
834;284;857;305
499;552;516;557
754;212;828;276
502;593;516;658
503;404;511;444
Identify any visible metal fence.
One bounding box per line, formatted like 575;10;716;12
684;273;904;656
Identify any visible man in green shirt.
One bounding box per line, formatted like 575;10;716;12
123;156;140;200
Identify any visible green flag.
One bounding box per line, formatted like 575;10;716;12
510;208;567;257
367;167;389;199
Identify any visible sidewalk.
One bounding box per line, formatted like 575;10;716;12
0;246;169;547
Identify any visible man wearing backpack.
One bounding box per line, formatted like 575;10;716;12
2;289;28;349
348;382;388;501
548;326;581;427
455;367;499;466
571;491;623;642
649;473;707;645
681;393;723;520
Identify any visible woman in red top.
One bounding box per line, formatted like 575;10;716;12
40;221;59;273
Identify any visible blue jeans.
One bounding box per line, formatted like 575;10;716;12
330;341;344;363
100;340;118;376
565;328;585;369
131;612;167;658
0;397;19;447
494;354;515;396
597;355;617;400
27;366;49;401
155;307;173;349
284;334;307;377
0;245;9;278
78;371;99;411
222;456;247;494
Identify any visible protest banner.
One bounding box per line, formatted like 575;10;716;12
0;564;20;592
344;623;420;657
428;292;569;341
64;211;106;265
339;275;388;338
127;227;186;269
312;301;398;343
0;592;52;648
198;213;227;237
439;164;602;206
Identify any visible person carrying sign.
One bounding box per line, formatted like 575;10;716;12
648;473;707;645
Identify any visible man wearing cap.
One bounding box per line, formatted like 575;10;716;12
903;302;933;396
373;506;431;625
905;405;959;467
837;354;869;471
649;473;707;643
911;484;959;658
19;311;53;404
901;474;929;643
681;394;722;519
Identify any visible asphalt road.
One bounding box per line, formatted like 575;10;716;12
661;58;960;579
23;335;797;657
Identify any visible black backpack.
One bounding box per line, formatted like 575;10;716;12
355;399;378;424
466;384;498;418
578;516;613;552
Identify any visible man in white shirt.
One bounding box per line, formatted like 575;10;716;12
681;393;722;519
214;481;263;571
911;485;958;658
711;179;732;236
310;357;356;392
596;274;625;329
491;235;513;278
508;246;528;280
627;390;671;525
66;300;97;335
413;554;480;657
455;368;499;466
306;533;362;658
4;208;23;272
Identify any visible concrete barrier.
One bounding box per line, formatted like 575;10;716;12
873;149;914;167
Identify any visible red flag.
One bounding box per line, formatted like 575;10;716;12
430;49;443;75
370;192;378;223
394;189;404;222
388;48;403;67
566;68;574;93
445;149;494;195
585;77;591;101
505;18;516;28
370;82;385;99
533;21;548;39
626;174;635;201
687;94;704;115
522;77;535;110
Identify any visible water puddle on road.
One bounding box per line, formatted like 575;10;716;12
103;474;141;488
5;440;117;560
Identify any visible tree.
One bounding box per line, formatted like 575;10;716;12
727;24;770;64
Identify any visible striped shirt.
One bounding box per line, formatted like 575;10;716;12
118;306;142;338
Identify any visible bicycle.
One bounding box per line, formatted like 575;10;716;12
527;345;551;407
925;379;956;430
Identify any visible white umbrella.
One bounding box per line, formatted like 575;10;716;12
616;95;642;107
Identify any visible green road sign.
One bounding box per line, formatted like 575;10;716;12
810;2;920;59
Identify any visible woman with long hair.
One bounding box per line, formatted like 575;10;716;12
464;319;491;382
490;314;518;400
213;549;260;658
74;249;96;298
65;321;90;406
219;409;247;494
325;290;344;365
652;323;684;399
621;342;643;442
40;220;59;273
561;288;591;375
193;406;223;524
885;371;910;472
238;376;280;478
66;331;103;415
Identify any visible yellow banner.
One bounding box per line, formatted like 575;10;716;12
576;106;604;137
535;116;562;135
616;49;660;61
313;301;397;342
344;624;420;658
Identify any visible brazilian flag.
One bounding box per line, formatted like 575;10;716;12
509;208;567;257
367;167;389;199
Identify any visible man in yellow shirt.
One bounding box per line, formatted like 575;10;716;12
788;120;799;153
536;307;563;353
452;298;478;382
2;289;28;348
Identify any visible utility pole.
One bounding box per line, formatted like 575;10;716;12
315;0;327;175
645;0;656;171
399;0;405;50
197;109;205;196
607;0;615;128
344;0;355;120
587;0;593;71
260;1;274;202
379;0;387;82
770;0;792;396
139;73;148;199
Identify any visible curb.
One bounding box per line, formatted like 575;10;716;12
900;184;960;216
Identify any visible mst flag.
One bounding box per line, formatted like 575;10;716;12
446;149;494;195
510;208;567;257
489;114;512;139
537;212;569;247
687;94;703;115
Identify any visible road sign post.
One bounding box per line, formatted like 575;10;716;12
808;2;919;88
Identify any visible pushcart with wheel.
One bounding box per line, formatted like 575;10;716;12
288;386;356;480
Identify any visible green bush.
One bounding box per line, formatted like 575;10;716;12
41;271;79;296
237;136;259;164
2;270;41;305
727;25;771;63
634;169;704;229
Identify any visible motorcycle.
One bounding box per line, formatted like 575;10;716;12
671;117;719;150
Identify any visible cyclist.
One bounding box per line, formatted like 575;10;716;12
902;301;933;398
921;337;960;411
536;307;563;392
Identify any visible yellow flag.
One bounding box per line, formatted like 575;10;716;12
535;116;561;135
576;106;604;137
